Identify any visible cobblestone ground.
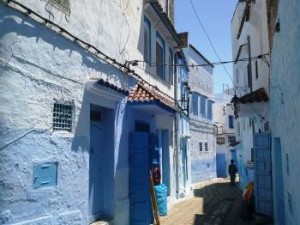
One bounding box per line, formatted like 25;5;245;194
159;178;256;225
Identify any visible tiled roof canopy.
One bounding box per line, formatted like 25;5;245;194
96;79;129;95
128;84;175;110
239;88;269;104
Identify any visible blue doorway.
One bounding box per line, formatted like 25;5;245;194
254;133;272;216
162;130;170;195
129;133;151;225
89;105;114;223
89;106;104;222
216;153;226;177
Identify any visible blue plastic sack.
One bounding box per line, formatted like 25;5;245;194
154;184;168;216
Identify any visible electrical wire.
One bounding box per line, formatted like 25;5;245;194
188;0;235;85
188;0;269;123
127;54;268;68
2;0;177;109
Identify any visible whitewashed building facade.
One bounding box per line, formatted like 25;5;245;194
184;44;217;183
0;0;188;224
231;0;270;189
213;91;237;178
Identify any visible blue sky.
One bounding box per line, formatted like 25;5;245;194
175;0;237;94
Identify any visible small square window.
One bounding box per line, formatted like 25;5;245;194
53;103;72;132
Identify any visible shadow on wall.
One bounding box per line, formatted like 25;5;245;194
0;6;133;88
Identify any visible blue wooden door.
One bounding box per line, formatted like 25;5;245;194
89;108;104;222
129;133;150;225
216;153;226;177
254;133;272;216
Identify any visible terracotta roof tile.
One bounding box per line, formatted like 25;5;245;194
128;84;175;110
96;79;129;95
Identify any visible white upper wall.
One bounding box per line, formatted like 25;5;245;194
186;45;214;98
213;92;234;134
14;0;177;98
231;0;270;94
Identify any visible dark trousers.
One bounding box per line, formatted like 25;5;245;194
230;174;236;185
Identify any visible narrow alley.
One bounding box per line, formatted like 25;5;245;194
160;178;268;225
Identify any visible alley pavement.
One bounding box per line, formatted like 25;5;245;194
159;178;256;225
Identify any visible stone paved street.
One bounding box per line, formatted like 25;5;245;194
159;178;255;225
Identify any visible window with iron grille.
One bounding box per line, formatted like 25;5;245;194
217;137;225;145
53;103;72;132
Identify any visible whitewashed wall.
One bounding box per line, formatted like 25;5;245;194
0;1;137;224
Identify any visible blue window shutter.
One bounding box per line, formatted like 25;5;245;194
33;162;58;189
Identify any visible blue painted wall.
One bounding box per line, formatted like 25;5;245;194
270;1;300;224
191;158;216;183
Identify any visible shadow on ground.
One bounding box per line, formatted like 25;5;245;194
192;181;243;225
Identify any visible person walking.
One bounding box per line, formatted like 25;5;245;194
228;159;238;186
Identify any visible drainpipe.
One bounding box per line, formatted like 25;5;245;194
174;55;179;199
247;36;253;92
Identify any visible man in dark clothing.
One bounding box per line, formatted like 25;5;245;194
228;159;238;185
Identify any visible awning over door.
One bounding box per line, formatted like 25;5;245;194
128;83;177;114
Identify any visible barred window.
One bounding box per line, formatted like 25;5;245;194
217;137;225;145
53;103;72;132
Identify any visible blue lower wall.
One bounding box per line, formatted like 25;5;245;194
191;158;217;183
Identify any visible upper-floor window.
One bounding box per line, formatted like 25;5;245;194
207;100;213;120
144;17;151;63
199;142;203;151
228;136;236;143
200;95;206;117
217;137;225;145
192;93;199;116
169;48;174;84
255;60;259;79
205;142;208;151
156;32;165;80
229;115;234;128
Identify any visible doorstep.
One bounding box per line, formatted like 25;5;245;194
90;221;111;225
